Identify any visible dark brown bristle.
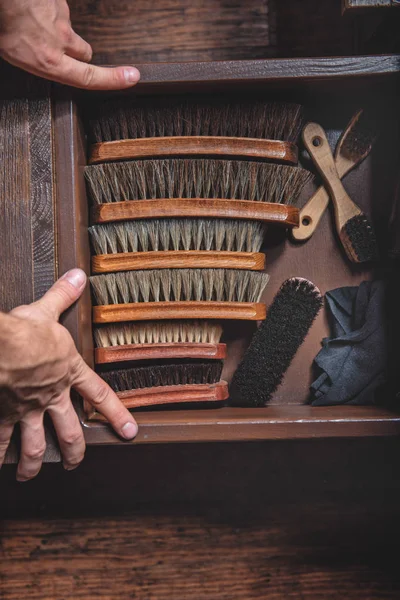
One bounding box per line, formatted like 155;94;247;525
340;214;378;263
340;109;379;162
88;99;303;144
89;219;266;254
85;159;313;206
101;361;223;392
94;321;223;347
90;269;270;305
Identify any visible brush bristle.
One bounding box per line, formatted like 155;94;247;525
84;159;313;206
89;219;266;255
229;278;323;407
89;99;303;143
101;361;223;392
340;110;379;162
94;321;223;347
90;269;269;305
340;214;378;263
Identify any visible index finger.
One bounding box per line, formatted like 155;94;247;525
72;357;138;439
49;55;140;90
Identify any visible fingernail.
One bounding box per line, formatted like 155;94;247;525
121;421;138;439
16;476;29;482
124;67;140;85
63;269;86;290
63;463;80;472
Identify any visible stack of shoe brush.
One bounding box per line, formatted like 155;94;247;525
85;97;313;415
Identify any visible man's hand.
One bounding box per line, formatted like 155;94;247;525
0;0;140;89
0;269;138;481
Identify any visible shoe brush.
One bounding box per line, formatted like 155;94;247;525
302;122;378;263
94;320;226;364
293;109;378;242
90;269;270;323
88;98;303;165
230;278;323;407
88;361;229;417
86;158;313;272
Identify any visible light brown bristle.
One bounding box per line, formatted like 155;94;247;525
94;321;223;347
84;159;313;206
89;99;303;144
89;219;266;255
90;269;269;305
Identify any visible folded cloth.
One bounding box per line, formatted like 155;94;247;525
310;280;387;406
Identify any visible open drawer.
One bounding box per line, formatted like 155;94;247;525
53;55;400;444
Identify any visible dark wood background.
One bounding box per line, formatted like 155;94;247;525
2;1;400;598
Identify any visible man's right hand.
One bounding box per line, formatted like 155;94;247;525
0;269;138;481
0;0;140;89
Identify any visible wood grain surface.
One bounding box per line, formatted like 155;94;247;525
95;342;227;364
92;250;266;273
69;0;273;63
2;437;400;598
0;64;59;464
88;381;229;417
68;0;361;63
89;136;298;165
92;199;300;227
93;301;267;323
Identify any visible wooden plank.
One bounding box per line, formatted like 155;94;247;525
69;0;273;63
69;0;358;62
2;505;400;599
82;406;400;445
129;55;400;87
343;0;399;11
0;65;60;464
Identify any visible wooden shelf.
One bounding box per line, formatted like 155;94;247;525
54;55;400;452
81;405;400;445
123;55;400;87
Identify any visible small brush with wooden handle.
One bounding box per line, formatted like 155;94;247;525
302;122;378;263
293;109;378;242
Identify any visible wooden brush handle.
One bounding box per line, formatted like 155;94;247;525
302;123;361;232
87;381;229;417
93;301;266;323
92;250;266;273
292;186;331;241
95;342;227;364
89;137;298;165
92;199;300;228
293;111;366;242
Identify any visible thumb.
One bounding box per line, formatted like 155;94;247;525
33;269;87;321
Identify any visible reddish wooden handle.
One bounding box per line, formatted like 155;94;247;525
93;301;267;323
92;250;266;273
95;342;227;364
87;381;229;417
89;136;298;165
92;198;300;228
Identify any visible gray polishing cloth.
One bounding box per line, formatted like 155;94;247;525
310;281;387;406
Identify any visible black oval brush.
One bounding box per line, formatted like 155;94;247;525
229;278;323;407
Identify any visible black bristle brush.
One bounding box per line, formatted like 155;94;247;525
101;361;223;392
87;98;303;165
91;361;229;413
229;278;323;407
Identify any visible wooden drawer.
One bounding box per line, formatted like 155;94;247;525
53;55;400;445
